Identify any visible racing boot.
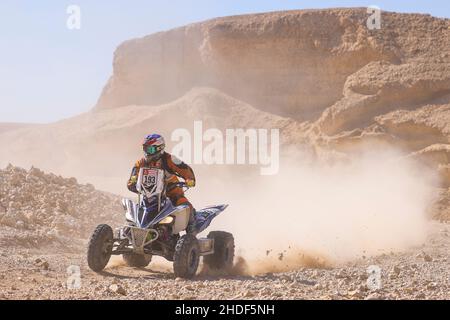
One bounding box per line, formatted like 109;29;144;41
186;207;197;235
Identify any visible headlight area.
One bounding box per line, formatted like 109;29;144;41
159;216;174;224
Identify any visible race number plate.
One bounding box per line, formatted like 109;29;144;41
142;168;158;189
137;167;164;195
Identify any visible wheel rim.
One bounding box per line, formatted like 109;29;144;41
102;241;112;254
224;247;230;262
99;239;112;264
189;249;198;270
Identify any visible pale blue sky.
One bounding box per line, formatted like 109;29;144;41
0;0;449;123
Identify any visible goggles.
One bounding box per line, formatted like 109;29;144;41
144;145;161;155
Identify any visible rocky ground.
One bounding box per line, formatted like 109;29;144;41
0;221;448;300
0;165;122;245
0;164;449;300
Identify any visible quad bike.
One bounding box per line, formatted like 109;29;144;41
87;167;234;278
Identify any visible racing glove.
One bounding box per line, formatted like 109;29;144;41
185;179;196;187
129;175;137;184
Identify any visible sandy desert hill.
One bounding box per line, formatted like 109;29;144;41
0;123;40;135
0;8;448;210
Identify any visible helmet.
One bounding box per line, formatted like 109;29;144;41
142;134;165;162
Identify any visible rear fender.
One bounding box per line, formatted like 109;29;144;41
194;204;228;234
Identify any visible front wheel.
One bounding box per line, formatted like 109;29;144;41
122;253;152;268
173;234;200;279
87;224;113;272
203;231;234;272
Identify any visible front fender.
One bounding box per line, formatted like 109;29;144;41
122;198;138;223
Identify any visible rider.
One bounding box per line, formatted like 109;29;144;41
127;134;197;234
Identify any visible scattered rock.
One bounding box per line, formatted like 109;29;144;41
423;254;433;262
348;289;362;298
109;284;127;296
364;293;383;300
298;279;317;286
415;292;426;299
34;258;49;270
243;290;255;298
392;265;401;274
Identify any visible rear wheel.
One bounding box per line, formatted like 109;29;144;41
87;224;113;272
122;253;152;268
203;231;234;272
173;234;200;279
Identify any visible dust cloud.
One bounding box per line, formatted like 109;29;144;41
192;147;437;275
1;106;437;276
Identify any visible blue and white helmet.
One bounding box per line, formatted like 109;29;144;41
142;134;165;161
